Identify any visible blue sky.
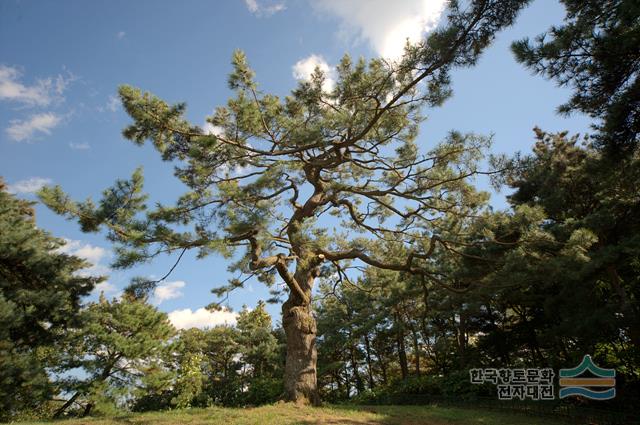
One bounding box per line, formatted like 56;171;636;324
1;0;592;328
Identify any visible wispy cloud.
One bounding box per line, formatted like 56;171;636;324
152;280;186;305
168;307;238;330
292;54;335;92
6;177;52;194
69;141;90;150
98;94;119;113
244;0;285;17
0;65;74;107
313;0;447;59
106;95;119;111
93;281;121;298
6;112;62;142
116;31;126;39
57;239;110;277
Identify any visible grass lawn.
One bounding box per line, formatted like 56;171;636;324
17;403;569;425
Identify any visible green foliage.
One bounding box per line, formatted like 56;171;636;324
55;295;175;417
143;308;283;411
171;352;206;408
0;179;100;421
237;301;280;379
169;326;240;407
242;377;284;406
352;372;494;405
500;129;640;372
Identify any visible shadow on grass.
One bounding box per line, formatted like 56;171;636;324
317;404;571;425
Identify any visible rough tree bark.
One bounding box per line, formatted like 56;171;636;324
282;264;320;405
282;293;319;404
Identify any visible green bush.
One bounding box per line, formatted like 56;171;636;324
351;371;494;405
131;390;174;412
242;377;283;406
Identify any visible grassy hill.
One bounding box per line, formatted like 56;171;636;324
19;404;569;425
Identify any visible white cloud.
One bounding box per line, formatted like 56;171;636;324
168;307;238;330
292;54;335;92
74;245;108;266
6;112;62;142
69;142;90;150
203;122;224;136
244;0;285;17
245;0;259;12
0;65;74;107
92;281;120;297
314;0;448;59
7;177;52;194
152;280;186;305
58;239;110;276
117;31;126;39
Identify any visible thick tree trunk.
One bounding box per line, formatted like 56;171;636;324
282;282;320;405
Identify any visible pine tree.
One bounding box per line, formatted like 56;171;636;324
39;1;530;404
237;301;279;379
0;179;100;420
53;295;175;417
503;129;640;365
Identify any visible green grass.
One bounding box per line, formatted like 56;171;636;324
17;403;569;425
